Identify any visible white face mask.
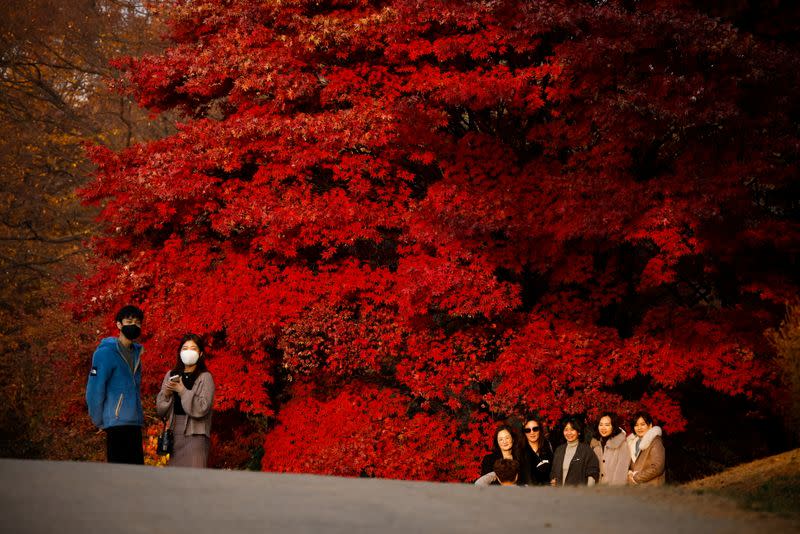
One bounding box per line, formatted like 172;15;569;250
180;349;200;366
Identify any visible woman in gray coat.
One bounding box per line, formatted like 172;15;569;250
590;412;629;485
156;333;215;468
550;417;599;486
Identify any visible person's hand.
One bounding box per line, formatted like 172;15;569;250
550;479;556;487
627;470;638;485
166;376;186;395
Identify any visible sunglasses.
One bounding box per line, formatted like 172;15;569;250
523;427;541;433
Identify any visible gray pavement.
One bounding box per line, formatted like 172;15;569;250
0;459;788;533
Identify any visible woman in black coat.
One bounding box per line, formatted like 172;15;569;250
479;424;531;485
550;416;600;486
522;417;553;485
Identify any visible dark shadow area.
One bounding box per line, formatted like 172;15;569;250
668;379;794;483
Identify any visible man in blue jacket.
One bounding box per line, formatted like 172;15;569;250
86;305;145;464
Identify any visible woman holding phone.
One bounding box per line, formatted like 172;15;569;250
156;333;215;467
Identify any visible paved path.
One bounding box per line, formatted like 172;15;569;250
0;459;790;533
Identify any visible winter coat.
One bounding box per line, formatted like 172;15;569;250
86;337;144;429
590;430;630;486
524;440;554;485
627;426;666;486
550;442;600;486
156;370;215;437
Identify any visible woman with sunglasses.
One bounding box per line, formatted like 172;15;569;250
522;417;553;485
590;412;629;485
156;333;215;467
479;424;531;485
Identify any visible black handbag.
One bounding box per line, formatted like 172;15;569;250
156;418;173;456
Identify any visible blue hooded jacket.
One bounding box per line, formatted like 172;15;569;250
86;337;144;429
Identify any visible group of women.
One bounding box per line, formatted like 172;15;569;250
478;412;666;486
153;333;667;487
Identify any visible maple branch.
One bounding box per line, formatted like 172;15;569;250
117;96;134;147
35;40;107;77
0;250;81;276
8;63;96;132
10;57;105;78
0;219;89;244
0;235;85;244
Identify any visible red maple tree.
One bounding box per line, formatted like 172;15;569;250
74;0;799;479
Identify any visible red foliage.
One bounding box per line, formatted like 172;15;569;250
73;0;799;479
262;381;483;480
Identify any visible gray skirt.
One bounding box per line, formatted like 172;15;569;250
169;415;210;468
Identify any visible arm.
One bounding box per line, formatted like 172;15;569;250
536;442;553;480
179;372;215;418
633;438;665;484
156;371;175;419
517;455;532;485
474;472;497;487
585;444;600;483
550;446;563;487
480;454;495;476
85;349;110;428
534;457;551;479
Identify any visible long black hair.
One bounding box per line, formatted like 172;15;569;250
170;333;208;378
523;415;552;455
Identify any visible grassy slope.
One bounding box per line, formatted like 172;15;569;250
683;448;800;518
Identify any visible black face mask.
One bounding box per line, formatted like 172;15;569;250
121;324;141;340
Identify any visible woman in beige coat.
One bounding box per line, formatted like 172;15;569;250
626;411;665;485
590;412;629;485
157;333;215;468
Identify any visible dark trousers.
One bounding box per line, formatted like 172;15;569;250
106;425;144;464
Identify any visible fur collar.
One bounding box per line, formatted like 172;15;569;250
627;426;662;460
591;429;627;450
